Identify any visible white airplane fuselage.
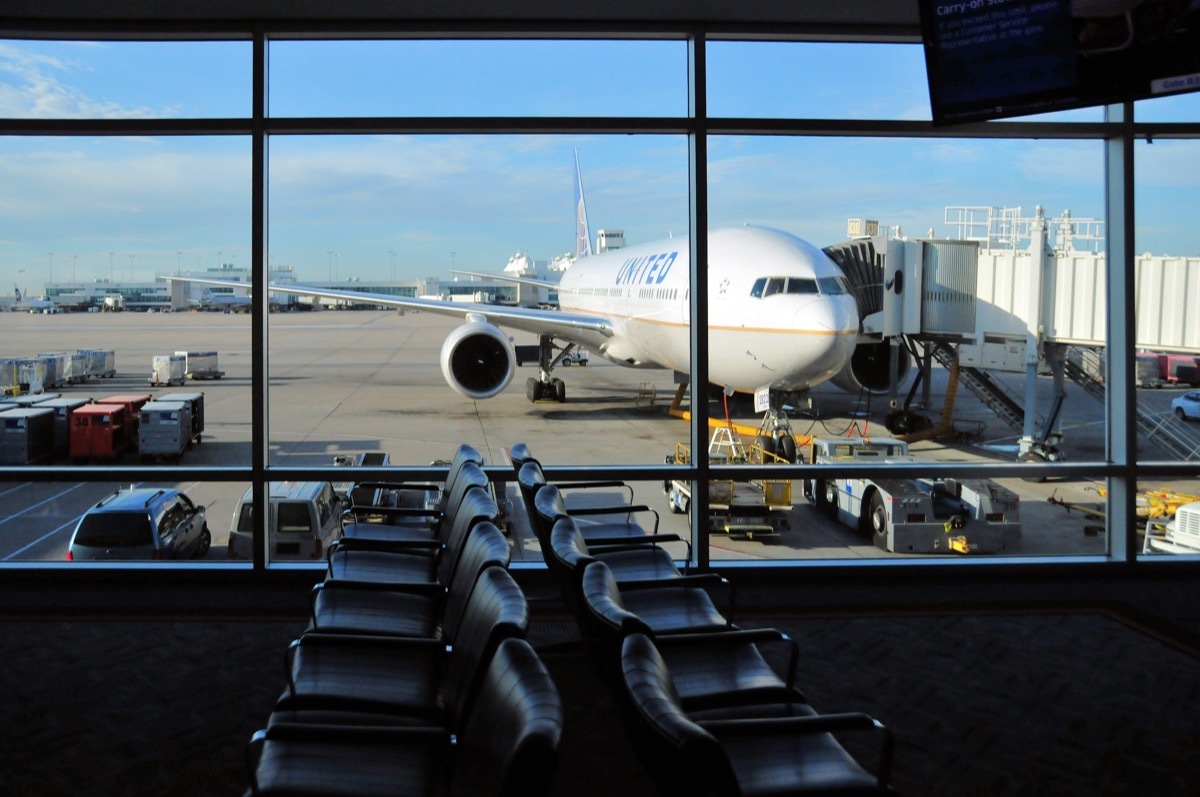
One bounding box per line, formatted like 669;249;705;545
557;225;859;393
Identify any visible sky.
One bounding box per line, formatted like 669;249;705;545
0;37;1198;291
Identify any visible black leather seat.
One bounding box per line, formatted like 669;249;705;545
337;444;485;545
272;566;529;729
325;479;496;585
245;636;563;797
531;479;663;549
308;519;510;639
619;632;895;797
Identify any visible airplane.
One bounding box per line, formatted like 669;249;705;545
164;156;897;438
14;285;61;314
194;286;285;312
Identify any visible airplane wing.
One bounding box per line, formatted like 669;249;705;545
449;268;562;292
163;275;613;344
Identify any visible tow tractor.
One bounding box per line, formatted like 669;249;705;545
804;436;1021;554
1144;501;1200;554
664;428;793;539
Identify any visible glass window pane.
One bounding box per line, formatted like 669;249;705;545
708;41;931;120
0;40;251;119
1;481;247;563
1134;139;1200;463
705;134;1107;560
267;134;689;466
268;39;686;117
1136;90;1200;122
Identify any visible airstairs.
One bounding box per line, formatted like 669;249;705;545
926;339;1200;461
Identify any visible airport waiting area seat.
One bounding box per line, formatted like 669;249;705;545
618;632;895;796
245;637;563;797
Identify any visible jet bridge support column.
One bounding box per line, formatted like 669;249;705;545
1016;207;1064;468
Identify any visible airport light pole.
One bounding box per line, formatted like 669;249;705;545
48;252;53;286
327;250;332;281
128;254;134;282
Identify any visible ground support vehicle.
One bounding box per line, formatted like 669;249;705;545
227;481;345;561
1143;501;1200;554
155;391;205;445
138;400;193;463
804;437;1021;554
665;429;792;539
69;403;130;462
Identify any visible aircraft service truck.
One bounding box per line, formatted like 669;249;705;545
803;436;1021;554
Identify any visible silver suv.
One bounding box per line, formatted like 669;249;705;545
68;488;211;561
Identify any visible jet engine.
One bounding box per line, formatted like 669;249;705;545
439;314;517;400
828;339;911;395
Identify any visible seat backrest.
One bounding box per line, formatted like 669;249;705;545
449;637;563;797
516;460;548;524
436;460;490;534
579;561;652;670
441;520;511;641
442;566;530;727
618;632;731;796
436;444;485;514
545;515;594;622
435;483;499;585
530;482;568;548
509;443;537;473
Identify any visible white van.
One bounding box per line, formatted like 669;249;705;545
227;481;344;561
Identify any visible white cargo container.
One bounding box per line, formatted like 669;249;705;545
175;350;225;380
39;351;88;383
149;354;187;386
79;349;116;378
16;358;52;393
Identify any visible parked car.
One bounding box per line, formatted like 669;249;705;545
227;481;344;561
68;487;210;561
1172;392;1200;421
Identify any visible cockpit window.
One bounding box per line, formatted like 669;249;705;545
818;276;849;295
751;276;822;298
785;278;818;294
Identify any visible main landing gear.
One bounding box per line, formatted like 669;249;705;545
525;334;578;404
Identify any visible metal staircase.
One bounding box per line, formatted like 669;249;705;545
1064;346;1200;461
926;340;1029;434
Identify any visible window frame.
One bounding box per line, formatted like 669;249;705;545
0;18;1198;589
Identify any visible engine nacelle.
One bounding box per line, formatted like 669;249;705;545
828;339;911;395
439;315;517;400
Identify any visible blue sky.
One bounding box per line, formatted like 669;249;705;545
0;38;1197;290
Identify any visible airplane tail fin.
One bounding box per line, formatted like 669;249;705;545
574;149;592;260
14;284;20;301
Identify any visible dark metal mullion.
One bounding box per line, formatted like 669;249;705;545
251;27;268;572
688;28;710;570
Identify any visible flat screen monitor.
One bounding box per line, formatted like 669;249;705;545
919;0;1200;124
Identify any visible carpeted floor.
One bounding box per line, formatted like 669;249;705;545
1;608;1197;796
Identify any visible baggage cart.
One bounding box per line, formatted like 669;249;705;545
0;406;55;465
150;355;187;386
138;400;192;462
69;403;130;462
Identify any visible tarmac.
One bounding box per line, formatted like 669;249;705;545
2;308;1195;564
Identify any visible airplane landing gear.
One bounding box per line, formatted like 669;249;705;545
755;400;801;463
526;334;571;403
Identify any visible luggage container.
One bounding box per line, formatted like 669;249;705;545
39;351;87;383
0;406;55;465
0;358;19;395
175;351;225;380
69;403;130;462
17;357;53;392
33;353;62;388
150;355;187;386
36;396;91;457
138;400;192;462
95;394;152;450
0;393;61;410
79;349;116;378
155;391;204;444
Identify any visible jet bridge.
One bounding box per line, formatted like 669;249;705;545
827;206;1200;462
